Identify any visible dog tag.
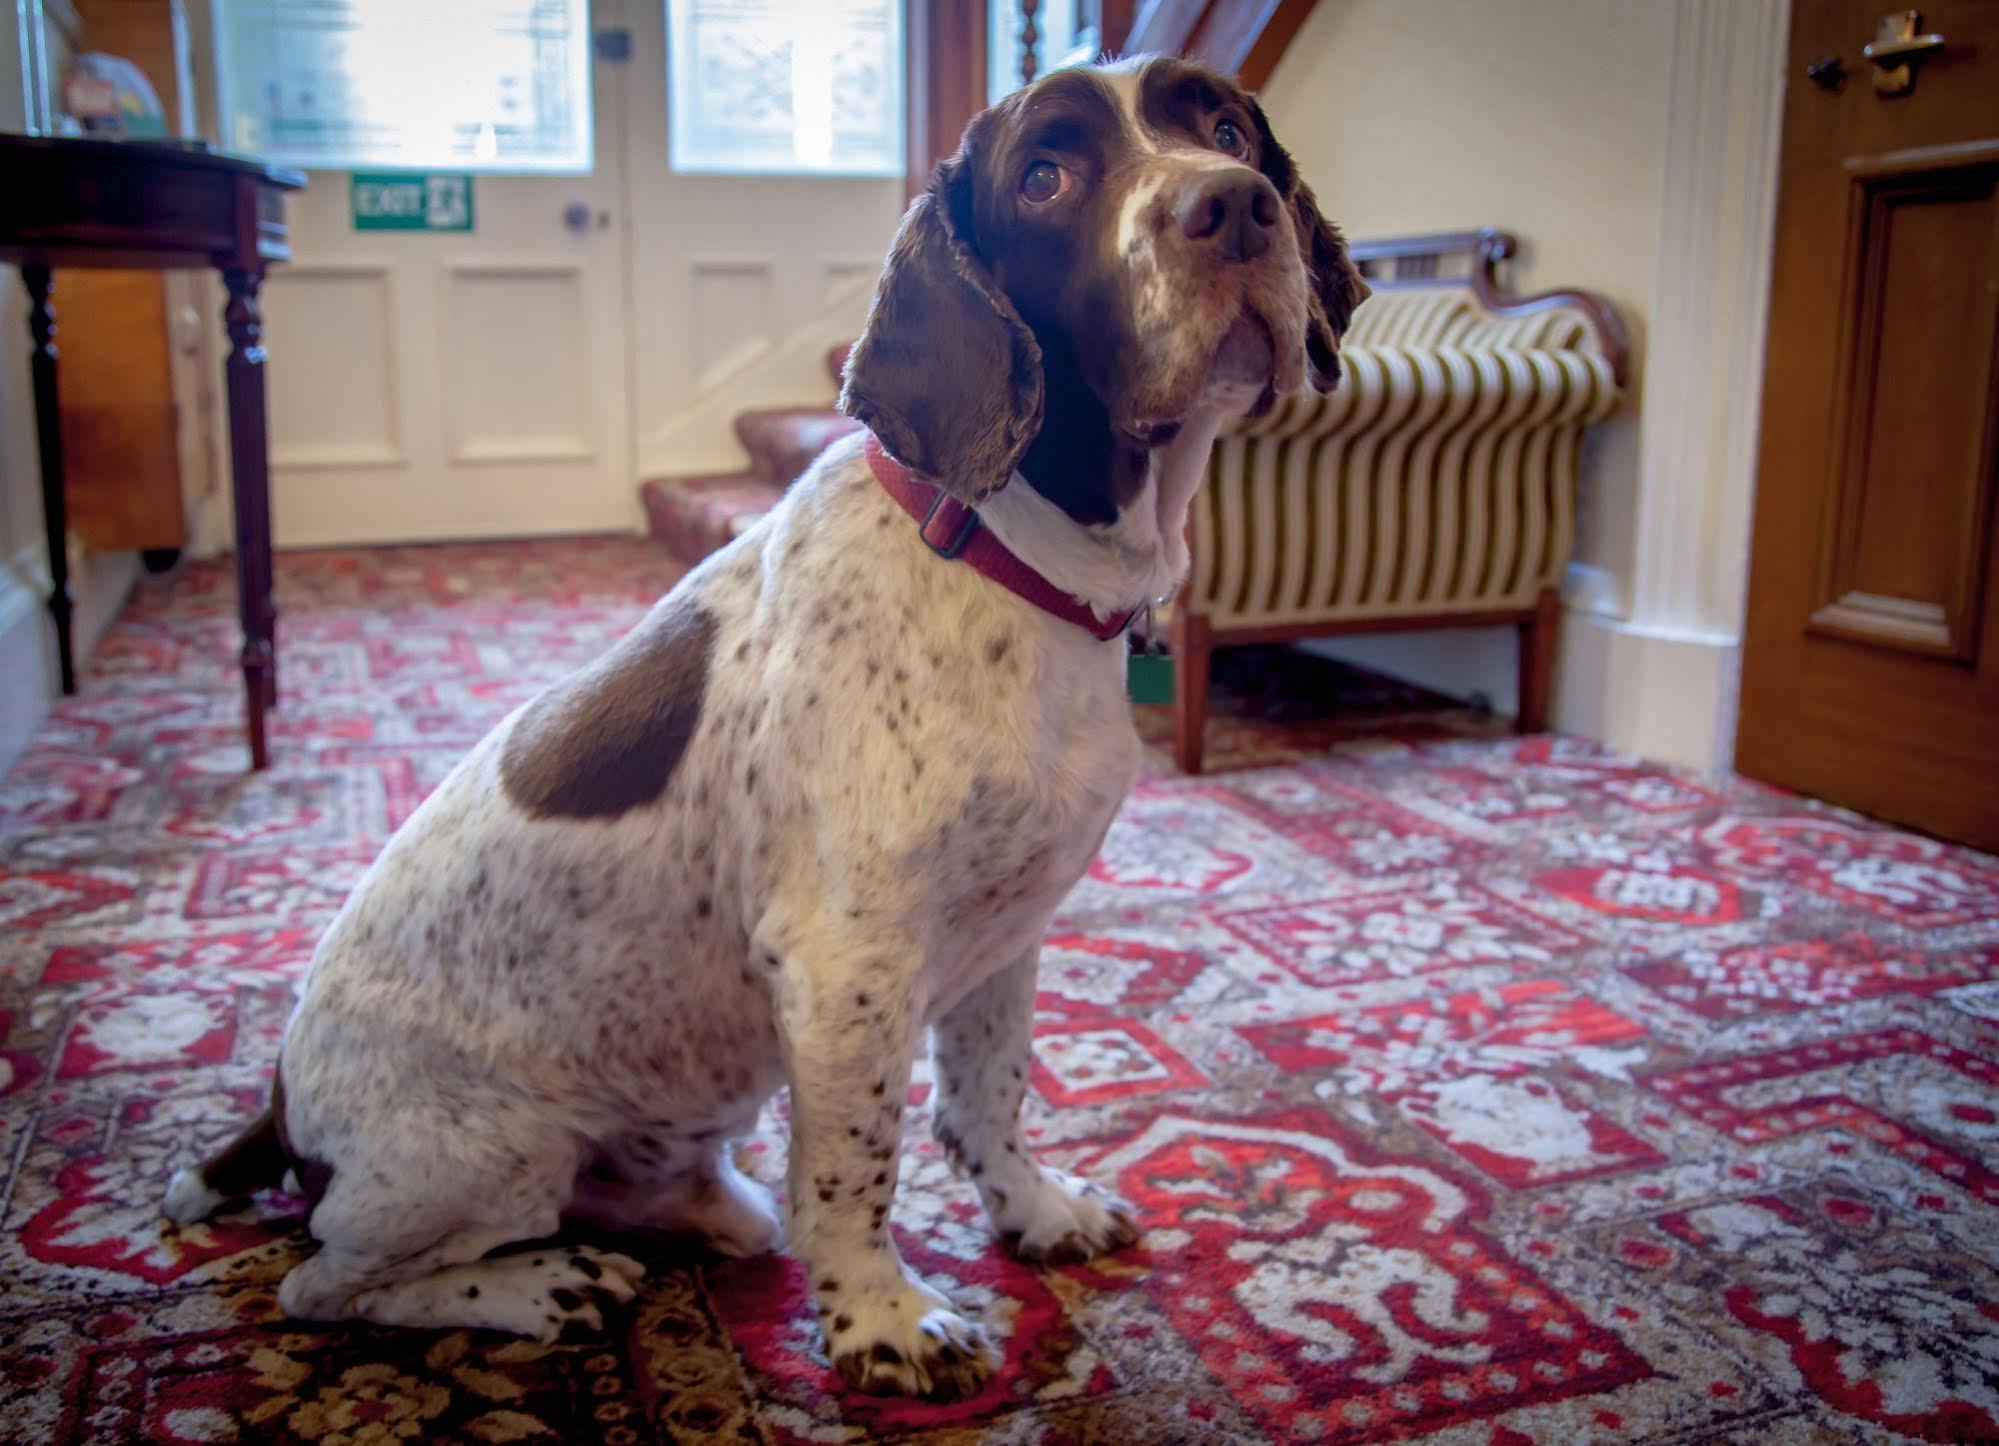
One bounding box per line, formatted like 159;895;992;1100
1127;648;1175;704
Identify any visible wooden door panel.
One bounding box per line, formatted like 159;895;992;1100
1737;0;1999;852
1813;145;1999;660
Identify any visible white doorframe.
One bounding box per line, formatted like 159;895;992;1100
1554;0;1790;772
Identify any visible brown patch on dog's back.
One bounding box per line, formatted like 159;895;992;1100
500;594;717;819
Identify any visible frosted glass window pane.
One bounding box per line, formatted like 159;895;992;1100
669;1;904;176
216;0;593;173
988;0;1090;103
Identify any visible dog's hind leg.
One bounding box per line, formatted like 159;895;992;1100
274;1125;644;1341
569;1136;782;1258
933;948;1139;1263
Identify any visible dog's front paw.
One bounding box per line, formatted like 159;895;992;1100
993;1168;1139;1265
825;1279;998;1400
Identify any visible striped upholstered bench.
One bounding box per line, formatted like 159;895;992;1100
1168;227;1628;773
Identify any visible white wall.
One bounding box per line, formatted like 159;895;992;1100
0;0;143;770
1257;0;1784;769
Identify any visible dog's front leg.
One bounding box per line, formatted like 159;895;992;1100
781;950;998;1400
933;949;1139;1262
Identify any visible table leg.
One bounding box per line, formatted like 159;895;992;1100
23;265;75;695
222;267;275;769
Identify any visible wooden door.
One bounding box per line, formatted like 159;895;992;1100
1736;0;1999;852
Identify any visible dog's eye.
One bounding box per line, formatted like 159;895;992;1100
1212;119;1247;158
1021;160;1068;205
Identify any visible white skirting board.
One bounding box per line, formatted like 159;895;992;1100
0;545;141;772
1300;607;1741;775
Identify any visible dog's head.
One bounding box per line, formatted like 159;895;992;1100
841;55;1367;521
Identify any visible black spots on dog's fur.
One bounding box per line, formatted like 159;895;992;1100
696;895;713;918
986;636;1010;664
500;594;717;819
569;1253;602;1281
832;1312;854;1334
817;1277;839;1294
465;1285;480;1299
550;1287;583;1312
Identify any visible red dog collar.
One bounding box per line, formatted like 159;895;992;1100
864;435;1136;642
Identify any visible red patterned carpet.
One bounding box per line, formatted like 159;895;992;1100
4;538;1999;1444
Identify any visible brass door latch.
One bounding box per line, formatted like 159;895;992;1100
1862;10;1946;95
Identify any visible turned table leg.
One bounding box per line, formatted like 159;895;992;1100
222;267;276;769
23;265;76;695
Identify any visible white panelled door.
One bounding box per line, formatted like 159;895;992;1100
254;0;908;546
260;3;636;546
624;2;906;478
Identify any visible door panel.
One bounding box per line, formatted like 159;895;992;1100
443;263;597;463
1811;145;1998;660
262;9;632;547
266;265;402;471
1737;0;1999;851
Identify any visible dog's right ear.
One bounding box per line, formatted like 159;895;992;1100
839;152;1043;503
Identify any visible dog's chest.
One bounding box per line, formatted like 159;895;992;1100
722;454;1141;996
909;663;1135;1008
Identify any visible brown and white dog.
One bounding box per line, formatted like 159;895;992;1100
165;55;1364;1401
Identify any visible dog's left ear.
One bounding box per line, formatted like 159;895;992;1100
1247;97;1370;392
840;144;1043;502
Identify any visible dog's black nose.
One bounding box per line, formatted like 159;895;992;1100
1176;171;1279;262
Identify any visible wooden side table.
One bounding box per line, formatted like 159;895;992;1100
0;136;305;770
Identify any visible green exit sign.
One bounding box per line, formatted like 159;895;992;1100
351;173;475;232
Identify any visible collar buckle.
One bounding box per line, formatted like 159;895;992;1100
920;492;981;559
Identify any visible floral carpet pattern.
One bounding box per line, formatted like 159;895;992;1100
3;538;1998;1444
